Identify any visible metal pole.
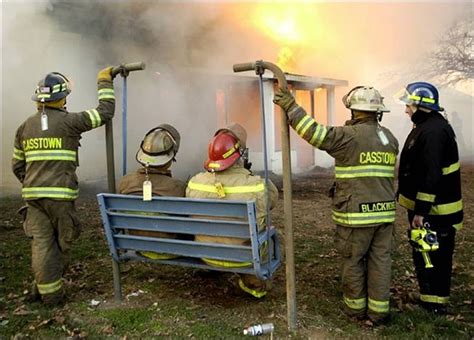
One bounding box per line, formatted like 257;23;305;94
105;121;116;193
112;258;122;303
122;76;128;176
233;60;296;331
280;94;297;332
257;71;273;267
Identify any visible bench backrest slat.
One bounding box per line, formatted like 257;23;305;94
103;194;251;219
114;235;253;262
109;213;250;238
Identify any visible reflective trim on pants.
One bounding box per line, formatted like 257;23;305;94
138;251;179;260
420;294;449;304
238;278;267;298
343;296;367;310
202;257;252;268
37;278;62;295
368;297;390;313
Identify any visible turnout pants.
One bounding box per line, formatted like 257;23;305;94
335;224;393;321
24;199;81;301
408;213;456;308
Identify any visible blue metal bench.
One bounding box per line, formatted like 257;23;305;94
97;193;281;301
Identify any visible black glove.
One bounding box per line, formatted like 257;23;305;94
273;88;299;113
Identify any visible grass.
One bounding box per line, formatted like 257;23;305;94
1;172;473;339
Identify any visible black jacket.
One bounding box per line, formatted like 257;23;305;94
398;110;463;229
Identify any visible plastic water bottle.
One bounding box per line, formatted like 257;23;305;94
243;323;274;336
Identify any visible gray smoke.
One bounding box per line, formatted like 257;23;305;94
1;1;472;196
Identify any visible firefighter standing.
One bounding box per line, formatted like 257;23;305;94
274;86;399;324
186;124;279;298
12;67;115;304
397;82;463;315
119;124;186;259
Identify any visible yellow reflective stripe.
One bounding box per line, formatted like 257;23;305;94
25;149;76;162
37;279;62;295
300;119;315;137
203;257;252;268
335;165;395;178
398;194;415;210
368;298;389;313
188;181;265;194
442;162;460;175
98;88;115;100
295;115;311;131
332;210;396;225
222;142;240;159
430;199;463;215
13;147;25;160
52;84;62;93
238;278;267;298
399;194;462;215
416;192;436;202
420;294;449;304
309;123;328;147
409;95;435;104
138;251;179;260
22;187;79;200
86;109;101;128
453;222;463;231
295;115;312;134
37;94;51;99
343;296;367;310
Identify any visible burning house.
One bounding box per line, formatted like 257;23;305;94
212;72;348;173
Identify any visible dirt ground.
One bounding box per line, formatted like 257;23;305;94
0;167;473;338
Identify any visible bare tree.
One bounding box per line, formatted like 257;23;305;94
430;17;473;85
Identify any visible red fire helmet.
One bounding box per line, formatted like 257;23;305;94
204;132;242;172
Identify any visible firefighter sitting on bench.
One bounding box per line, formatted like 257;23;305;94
186;123;278;298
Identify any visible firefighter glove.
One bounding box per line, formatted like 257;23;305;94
273;88;298;113
97;66;113;82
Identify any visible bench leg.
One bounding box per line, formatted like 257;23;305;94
112;258;122;303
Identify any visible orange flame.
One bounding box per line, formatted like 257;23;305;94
251;4;320;72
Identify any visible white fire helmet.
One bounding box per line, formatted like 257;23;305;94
342;86;390;113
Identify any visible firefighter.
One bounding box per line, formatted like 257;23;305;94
119;124;186;259
12;67;115;305
397;82;463;315
274;86;399;324
186;124;278;298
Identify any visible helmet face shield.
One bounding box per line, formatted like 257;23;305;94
214;123;247;149
395;88;413;106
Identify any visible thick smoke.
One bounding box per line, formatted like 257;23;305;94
1;1;472;195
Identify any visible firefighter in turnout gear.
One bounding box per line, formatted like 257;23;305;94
186;125;278;298
274;86;399;324
12;68;115;305
398;82;463;315
119;124;186;259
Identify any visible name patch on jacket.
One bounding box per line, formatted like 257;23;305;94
23;137;62;151
359;152;396;165
360;200;396;212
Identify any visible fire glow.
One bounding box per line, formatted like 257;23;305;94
251;4;320;72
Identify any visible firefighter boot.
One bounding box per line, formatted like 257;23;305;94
26;281;41;303
41;287;65;306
